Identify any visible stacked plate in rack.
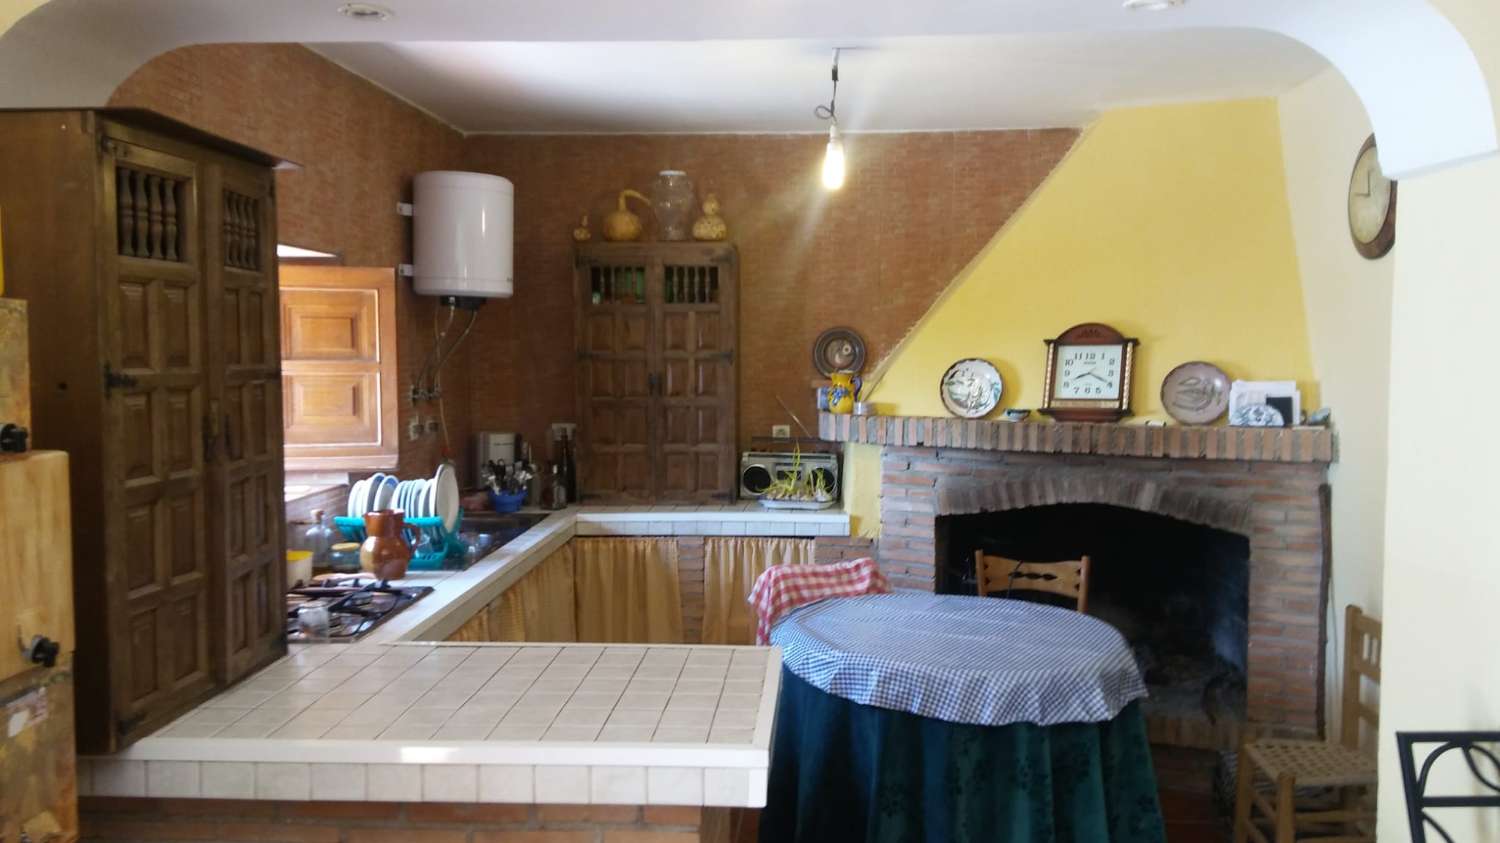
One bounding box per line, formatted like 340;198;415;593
346;463;461;532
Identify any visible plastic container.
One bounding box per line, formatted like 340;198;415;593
286;550;314;587
488;489;526;513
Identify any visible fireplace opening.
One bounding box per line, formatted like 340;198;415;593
938;503;1251;745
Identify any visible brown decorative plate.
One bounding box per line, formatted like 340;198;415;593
812;327;866;377
1160;361;1230;425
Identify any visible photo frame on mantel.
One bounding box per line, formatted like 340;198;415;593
1229;380;1301;428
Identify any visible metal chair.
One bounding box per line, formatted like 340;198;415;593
1233;605;1381;843
973;551;1090;613
1397;731;1500;843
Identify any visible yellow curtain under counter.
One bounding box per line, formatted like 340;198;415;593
446;537;813;646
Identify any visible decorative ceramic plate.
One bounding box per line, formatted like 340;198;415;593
939;358;1004;419
1160;361;1231;425
812;327;867;377
1230;403;1285;428
433;463;460;531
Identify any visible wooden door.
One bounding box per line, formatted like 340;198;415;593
576;251;655;501
279;266;399;470
98;135;215;742
657;251;737;501
206;159;285;683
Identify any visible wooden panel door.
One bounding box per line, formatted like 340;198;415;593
98;136;215;742
279;266;399;470
576;256;655;501
207;159;285;684
657;256;737;501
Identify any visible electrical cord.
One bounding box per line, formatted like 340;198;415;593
415;304;456;400
814;48;840;123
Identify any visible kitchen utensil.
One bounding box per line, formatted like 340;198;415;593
359;510;412;582
1160;361;1231;425
828;372;861;415
433;462;460;531
940;358;1004;418
602;189;651;242
812;327;867;377
651;170;695;241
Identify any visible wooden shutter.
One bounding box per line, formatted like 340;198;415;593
206;158;285;684
279;266;399;470
98;135;216;739
657;254;737;501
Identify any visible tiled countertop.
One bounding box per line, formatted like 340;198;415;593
80;641;779;806
77;504;839;807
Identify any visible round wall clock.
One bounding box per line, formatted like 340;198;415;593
1348;134;1396;259
939;358;1004;419
1160;361;1230;425
1040;323;1138;423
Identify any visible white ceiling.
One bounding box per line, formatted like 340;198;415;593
310;32;1326;134
0;0;1493;174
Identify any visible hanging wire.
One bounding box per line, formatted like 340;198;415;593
814;48;840;123
414;303;456;401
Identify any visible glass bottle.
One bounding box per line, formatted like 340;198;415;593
302;509;335;567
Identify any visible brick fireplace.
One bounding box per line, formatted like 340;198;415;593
821;413;1335;748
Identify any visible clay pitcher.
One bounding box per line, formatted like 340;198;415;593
360;510;412;582
602;189;651;242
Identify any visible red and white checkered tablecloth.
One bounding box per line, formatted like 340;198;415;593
747;558;891;645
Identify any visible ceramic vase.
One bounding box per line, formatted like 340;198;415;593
828;372;861;415
603;189;650;242
360;510;412;582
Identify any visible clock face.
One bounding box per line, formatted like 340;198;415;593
1055;344;1124;400
1348;143;1392;244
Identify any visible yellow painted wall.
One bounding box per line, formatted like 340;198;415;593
847;99;1317;535
0;0;46;39
865;99;1316;420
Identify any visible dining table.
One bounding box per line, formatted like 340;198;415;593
760;592;1166;843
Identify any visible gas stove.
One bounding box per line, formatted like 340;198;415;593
286;574;434;643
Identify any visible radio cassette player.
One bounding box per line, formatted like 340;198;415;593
738;451;840;500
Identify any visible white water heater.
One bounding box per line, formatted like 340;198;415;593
412;170;514;298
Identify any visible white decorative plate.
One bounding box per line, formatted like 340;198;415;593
939;358;1004;419
347;479;368;518
433;463;460;531
363;473;387;514
373;475;398;511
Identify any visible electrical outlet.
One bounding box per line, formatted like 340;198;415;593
408;417;424;441
772;424;791;439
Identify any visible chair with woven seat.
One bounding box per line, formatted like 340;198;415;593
973;551;1091;613
1233;604;1381;843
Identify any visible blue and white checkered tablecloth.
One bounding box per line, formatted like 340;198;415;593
770;592;1147;727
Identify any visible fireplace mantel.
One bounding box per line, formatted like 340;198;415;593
819;412;1335;464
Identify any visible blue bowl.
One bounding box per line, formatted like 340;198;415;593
488;490;526;513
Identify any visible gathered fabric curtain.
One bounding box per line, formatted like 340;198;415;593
489;541;578;643
572;538;684;643
701;537;814;645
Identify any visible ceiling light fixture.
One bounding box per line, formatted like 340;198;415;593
338;3;393;21
1122;0;1186;10
814;48;845;191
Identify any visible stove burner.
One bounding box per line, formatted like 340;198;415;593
286;575;433;643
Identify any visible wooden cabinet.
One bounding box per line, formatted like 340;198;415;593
0;110;284;752
279;266;399;470
574;243;738;503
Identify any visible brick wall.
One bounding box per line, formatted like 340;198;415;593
875;445;1330;737
460;131;1078;457
108;44;470;478
81;797;734;842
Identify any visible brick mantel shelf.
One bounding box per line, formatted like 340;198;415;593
819;412;1336;464
822;412;1338;743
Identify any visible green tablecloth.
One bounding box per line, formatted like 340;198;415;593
761;667;1166;843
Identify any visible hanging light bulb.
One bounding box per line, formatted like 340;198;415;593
822;122;846;190
815;49;846;191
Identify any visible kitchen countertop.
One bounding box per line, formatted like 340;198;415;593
76;503;847;807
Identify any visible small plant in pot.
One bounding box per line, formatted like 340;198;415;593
759;449;836;510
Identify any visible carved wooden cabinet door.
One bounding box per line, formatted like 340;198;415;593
575;243;737;503
657;256;737;501
98;136;215;741
206;160;285;684
576;253;656;501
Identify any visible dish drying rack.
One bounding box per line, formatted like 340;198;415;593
333;514;466;570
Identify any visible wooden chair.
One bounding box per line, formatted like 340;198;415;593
973;551;1091;613
1233;605;1382;843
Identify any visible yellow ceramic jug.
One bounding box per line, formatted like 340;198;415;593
602;189;651;242
828;372;862;414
